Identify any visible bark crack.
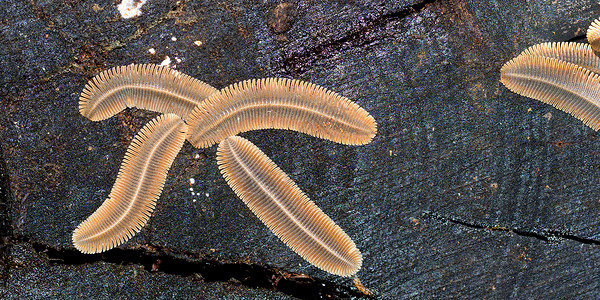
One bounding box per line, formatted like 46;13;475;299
423;211;600;245
279;0;439;75
6;236;373;300
0;143;14;288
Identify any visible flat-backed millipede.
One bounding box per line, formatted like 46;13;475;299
501;54;600;130
73;113;188;253
588;18;600;52
74;65;377;278
217;136;362;277
187;78;377;148
79;64;217;122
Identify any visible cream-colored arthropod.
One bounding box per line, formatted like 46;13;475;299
74;64;376;277
217;136;362;276
187;77;377;148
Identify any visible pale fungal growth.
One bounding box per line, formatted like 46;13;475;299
160;56;172;66
117;0;147;19
588;18;600;52
187;78;377;148
217;136;362;276
73;114;188;253
516;42;600;74
501;55;600;130
79;64;217;122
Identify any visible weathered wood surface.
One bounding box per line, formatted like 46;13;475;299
2;0;600;298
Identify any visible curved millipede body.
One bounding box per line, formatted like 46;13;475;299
73;114;188;253
588;18;600;52
79;64;217;121
501;55;600;130
187;78;377;148
216;136;362;276
516;42;600;74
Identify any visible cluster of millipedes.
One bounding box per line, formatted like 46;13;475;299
73;64;377;277
501;17;600;131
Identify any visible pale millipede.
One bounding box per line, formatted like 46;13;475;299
515;42;600;74
72;114;188;253
501;54;600;130
187;78;377;148
216;136;362;277
79;64;218;121
588;18;600;52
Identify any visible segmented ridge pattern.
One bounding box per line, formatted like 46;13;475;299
79;64;217;121
517;42;600;74
72;114;188;253
501;55;600;130
588;18;600;52
187;78;377;148
217;136;362;276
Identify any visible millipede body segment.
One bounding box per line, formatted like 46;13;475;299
516;42;600;74
79;64;217;121
588;18;600;52
217;136;362;277
73;114;188;253
501;54;600;131
187;78;377;148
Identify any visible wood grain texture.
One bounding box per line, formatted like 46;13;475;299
3;0;600;298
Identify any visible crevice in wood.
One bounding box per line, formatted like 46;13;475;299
423;211;600;245
279;0;439;75
0;143;14;285
6;235;372;300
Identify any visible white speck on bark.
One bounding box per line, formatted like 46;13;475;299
117;0;148;19
160;56;172;66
